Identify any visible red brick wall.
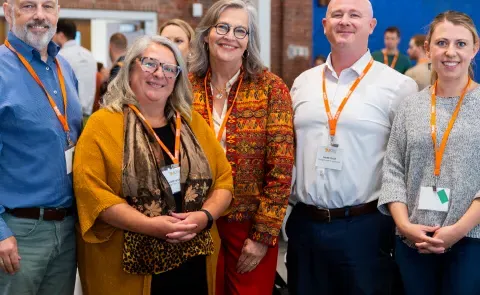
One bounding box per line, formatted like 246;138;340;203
270;0;313;87
58;0;312;86
270;0;283;76
60;0;216;27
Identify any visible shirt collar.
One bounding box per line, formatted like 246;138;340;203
226;69;241;89
325;50;372;77
7;31;60;62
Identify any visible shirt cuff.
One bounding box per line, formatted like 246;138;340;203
0;216;13;241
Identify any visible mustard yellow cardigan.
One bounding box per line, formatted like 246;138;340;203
73;109;233;295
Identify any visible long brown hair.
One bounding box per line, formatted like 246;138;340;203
426;11;478;84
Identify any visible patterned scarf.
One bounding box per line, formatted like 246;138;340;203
121;106;214;275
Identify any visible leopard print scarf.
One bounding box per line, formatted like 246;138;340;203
121;106;214;275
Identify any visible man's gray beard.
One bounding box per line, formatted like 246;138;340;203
11;17;56;52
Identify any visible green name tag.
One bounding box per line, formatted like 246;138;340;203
437;189;449;204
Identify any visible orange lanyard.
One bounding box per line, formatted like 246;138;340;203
203;69;244;142
383;50;399;69
128;105;182;164
430;78;471;184
322;58;374;146
5;39;72;146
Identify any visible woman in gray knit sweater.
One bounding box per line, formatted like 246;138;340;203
378;11;480;295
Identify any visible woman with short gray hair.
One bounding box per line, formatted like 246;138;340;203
189;1;294;294
73;35;233;295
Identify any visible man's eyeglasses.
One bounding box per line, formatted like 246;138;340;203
137;57;181;79
212;23;249;39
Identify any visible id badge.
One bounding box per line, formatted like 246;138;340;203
161;164;181;194
316;146;343;170
418;186;450;212
65;146;75;175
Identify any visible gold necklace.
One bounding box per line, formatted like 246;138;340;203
211;83;227;100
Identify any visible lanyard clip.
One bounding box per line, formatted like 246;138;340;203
66;132;74;147
330;136;339;148
433;176;438;193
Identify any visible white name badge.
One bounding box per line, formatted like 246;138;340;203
161;164;181;194
65;146;75;175
316;146;343;170
418;186;450;212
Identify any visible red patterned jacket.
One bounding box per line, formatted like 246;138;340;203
190;69;294;246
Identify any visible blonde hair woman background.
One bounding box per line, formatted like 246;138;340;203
159;19;195;62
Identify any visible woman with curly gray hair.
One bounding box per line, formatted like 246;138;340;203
73;35;233;295
189;1;294;294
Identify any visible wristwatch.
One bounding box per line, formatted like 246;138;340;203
200;209;213;230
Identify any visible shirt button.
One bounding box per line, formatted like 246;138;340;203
53;90;58;94
46;66;50;70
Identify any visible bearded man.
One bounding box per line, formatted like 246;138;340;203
0;0;82;294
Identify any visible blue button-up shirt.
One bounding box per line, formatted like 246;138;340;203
0;32;82;240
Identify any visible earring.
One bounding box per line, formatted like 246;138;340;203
243;50;249;59
204;42;209;51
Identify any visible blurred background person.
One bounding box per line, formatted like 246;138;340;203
314;54;327;66
159;19;195;62
54;19;97;119
108;32;127;81
372;26;411;74
96;33;128;104
92;62;108;113
97;61;109;81
189;1;294;294
74;35;233;295
406;34;431;90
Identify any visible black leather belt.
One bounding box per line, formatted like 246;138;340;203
5;207;74;221
294;201;378;223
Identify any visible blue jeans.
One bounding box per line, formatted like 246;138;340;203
0;212;76;295
395;236;480;295
286;206;397;295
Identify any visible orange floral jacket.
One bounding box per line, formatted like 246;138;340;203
190;69;294;246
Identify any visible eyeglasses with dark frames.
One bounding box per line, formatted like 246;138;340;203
212;23;249;39
136;57;181;79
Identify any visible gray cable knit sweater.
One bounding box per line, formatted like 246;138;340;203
378;86;480;239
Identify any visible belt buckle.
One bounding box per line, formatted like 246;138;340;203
319;207;331;223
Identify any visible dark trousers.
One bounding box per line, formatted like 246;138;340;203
286;205;397;295
150;255;208;295
395;237;480;295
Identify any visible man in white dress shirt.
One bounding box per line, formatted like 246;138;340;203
287;0;417;294
53;19;97;118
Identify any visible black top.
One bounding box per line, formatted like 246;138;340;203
153;124;182;213
108;56;125;82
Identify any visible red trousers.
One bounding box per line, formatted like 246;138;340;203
216;217;278;295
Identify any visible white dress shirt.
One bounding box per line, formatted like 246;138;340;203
291;51;418;209
59;40;97;116
211;69;241;150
